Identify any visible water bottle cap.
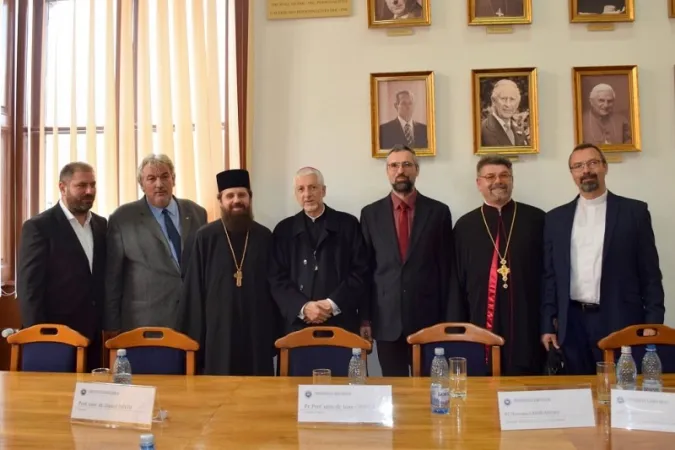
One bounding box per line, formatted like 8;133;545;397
621;346;631;353
117;349;126;357
352;348;361;356
646;344;656;351
139;433;154;444
434;347;444;356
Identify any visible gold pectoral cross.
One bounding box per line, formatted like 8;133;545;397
497;259;510;289
234;270;243;287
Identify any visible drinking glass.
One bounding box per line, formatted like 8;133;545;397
91;368;110;382
449;357;467;399
312;368;331;384
596;362;616;405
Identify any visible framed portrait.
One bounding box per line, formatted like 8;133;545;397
569;0;634;23
468;0;532;26
368;0;431;28
670;0;675;18
572;65;641;153
370;71;436;158
471;67;539;156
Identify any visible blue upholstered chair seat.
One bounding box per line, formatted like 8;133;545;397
123;346;186;375
421;342;492;377
21;342;77;373
288;346;354;377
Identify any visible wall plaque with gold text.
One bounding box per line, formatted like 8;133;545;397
268;0;351;20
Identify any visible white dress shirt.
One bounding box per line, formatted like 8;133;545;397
569;191;607;304
59;200;94;272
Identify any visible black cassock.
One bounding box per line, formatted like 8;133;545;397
181;220;281;375
449;200;545;376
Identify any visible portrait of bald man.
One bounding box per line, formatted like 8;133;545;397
479;77;530;148
374;0;424;21
474;0;525;18
576;0;626;15
581;81;631;146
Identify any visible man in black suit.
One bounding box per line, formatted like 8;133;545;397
541;143;664;375
481;79;528;148
379;90;428;150
360;145;453;376
577;0;625;14
17;162;107;370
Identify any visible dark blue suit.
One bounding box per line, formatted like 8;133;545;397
541;191;664;374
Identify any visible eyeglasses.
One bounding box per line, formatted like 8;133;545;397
387;161;416;170
569;159;602;172
478;173;512;182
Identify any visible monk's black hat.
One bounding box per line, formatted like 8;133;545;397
216;169;250;192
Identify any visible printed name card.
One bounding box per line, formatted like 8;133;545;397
611;389;675;433
297;385;393;425
497;388;595;431
70;382;156;429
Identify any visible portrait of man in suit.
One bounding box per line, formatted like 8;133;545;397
479;77;530;148
379;88;428;150
375;0;424;20
474;0;525;18
576;0;626;14
581;80;631;146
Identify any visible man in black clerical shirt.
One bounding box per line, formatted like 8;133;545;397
269;167;369;335
449;155;545;376
181;169;280;375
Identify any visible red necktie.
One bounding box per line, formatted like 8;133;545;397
397;203;409;261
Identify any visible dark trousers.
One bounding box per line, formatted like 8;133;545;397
86;331;103;372
563;301;605;375
377;336;412;377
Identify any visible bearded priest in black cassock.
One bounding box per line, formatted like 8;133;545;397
181;169;281;375
449;156;546;376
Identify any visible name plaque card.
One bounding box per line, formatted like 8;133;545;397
70;382;156;429
297;385;393;425
498;388;595;431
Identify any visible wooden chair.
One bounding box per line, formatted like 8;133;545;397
275;326;372;377
105;327;199;375
8;324;90;373
407;323;505;377
598;324;675;373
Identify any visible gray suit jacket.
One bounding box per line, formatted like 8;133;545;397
104;196;208;331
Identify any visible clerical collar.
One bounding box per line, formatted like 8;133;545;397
305;205;325;223
579;189;607;206
483;199;513;211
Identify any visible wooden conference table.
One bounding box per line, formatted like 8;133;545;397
0;372;672;449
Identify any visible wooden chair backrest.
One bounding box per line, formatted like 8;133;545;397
7;324;90;373
104;327;199;375
406;322;505;377
274;326;372;376
597;324;675;364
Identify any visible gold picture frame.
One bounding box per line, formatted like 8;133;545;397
569;0;634;23
572;65;641;153
370;71;436;158
468;0;532;26
471;67;539;156
367;0;431;28
670;0;675;18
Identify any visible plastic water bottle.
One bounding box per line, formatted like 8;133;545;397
139;433;155;450
641;345;663;392
112;348;132;384
348;348;367;385
616;346;637;390
430;347;450;415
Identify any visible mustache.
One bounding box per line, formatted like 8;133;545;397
581;173;598;182
490;184;507;190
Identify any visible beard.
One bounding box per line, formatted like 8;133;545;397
489;183;511;202
392;176;414;194
221;204;253;232
580;173;599;193
65;191;94;214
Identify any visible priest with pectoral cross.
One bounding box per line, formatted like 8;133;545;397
181;169;281;375
448;155;546;376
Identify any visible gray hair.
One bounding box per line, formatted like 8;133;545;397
59;162;94;182
589;83;615;100
137;154;175;185
491;79;521;102
395;90;414;105
386;145;419;166
295;166;325;185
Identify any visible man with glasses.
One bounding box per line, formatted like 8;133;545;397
448;155;546;375
541;143;664;375
360;145;453;376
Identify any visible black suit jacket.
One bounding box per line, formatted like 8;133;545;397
360;193;453;341
17;204;107;341
541;191;664;346
379;119;428;149
480;114;527;147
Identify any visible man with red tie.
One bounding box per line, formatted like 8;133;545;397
360;145;454;376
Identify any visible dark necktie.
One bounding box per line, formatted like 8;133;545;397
162;209;182;264
397;203;409;261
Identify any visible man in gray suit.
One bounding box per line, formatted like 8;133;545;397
104;154;207;334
